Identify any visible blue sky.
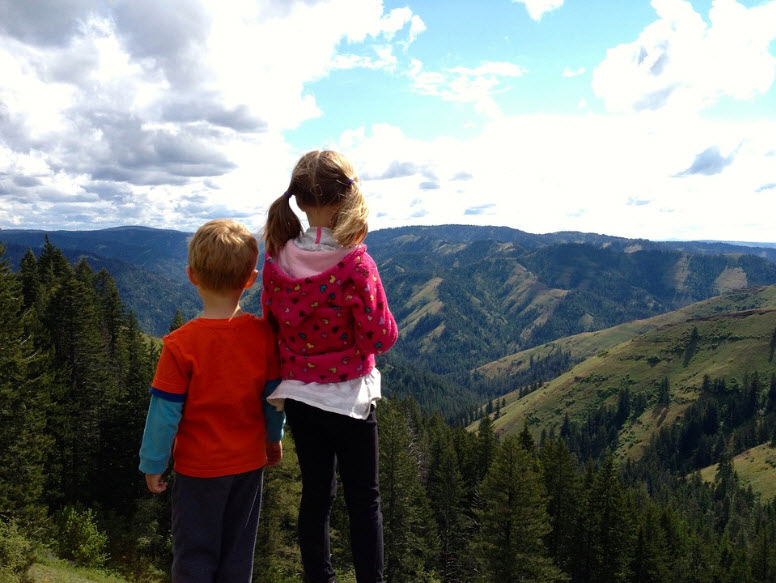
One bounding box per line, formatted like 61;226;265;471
1;0;775;242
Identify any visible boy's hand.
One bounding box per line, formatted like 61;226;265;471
145;473;167;493
266;441;283;467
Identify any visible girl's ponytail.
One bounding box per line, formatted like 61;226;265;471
332;179;368;247
262;190;302;257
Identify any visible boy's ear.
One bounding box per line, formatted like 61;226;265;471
186;266;199;286
244;269;259;289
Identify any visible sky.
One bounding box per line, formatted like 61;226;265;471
0;0;775;242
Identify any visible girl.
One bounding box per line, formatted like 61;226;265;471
262;150;398;583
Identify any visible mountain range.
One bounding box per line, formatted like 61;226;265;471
2;224;776;406
4;223;776;498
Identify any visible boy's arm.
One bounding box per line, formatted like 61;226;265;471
139;389;185;490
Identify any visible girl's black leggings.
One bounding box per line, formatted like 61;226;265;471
285;399;383;583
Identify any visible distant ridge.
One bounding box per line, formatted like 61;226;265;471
3;223;776;356
368;224;776;263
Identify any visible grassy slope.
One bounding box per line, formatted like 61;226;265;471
25;558;128;583
699;444;776;499
477;284;776;380
477;285;776;463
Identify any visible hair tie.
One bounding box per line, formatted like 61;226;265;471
347;178;355;185
284;190;292;200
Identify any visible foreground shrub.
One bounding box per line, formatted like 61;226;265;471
0;519;35;581
54;506;109;568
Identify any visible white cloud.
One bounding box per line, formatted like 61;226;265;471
592;0;776;114
407;59;528;118
0;0;424;231
1;0;774;245
408;15;427;45
333;114;776;242
562;66;585;78
512;0;565;21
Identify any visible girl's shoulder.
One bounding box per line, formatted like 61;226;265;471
265;243;367;283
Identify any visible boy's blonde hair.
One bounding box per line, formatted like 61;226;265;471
188;219;259;290
262;150;369;256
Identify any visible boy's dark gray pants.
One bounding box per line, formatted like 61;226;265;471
171;468;264;583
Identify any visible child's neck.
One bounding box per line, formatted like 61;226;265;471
197;288;246;319
305;205;339;228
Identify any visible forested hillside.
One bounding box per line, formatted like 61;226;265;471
3;240;776;582
3;224;776;425
481;285;776;505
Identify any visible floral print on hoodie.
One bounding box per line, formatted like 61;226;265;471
262;245;398;384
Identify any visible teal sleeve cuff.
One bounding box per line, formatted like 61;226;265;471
139;395;183;474
263;379;285;442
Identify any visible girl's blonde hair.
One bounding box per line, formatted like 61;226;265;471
262;150;369;256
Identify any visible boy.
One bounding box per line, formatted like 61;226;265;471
139;219;284;582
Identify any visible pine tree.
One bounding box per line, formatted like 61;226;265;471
476;415;497;482
379;400;439;582
629;502;670;583
37;235;70;288
0;245;53;526
586;451;633;582
94;268;128;374
519;420;536;455
42;262;115;506
97;311;155;511
656;377;671;406
428;432;471;582
750;522;776;582
476;435;565;582
18;248;41;311
541;438;580;576
169;309;185;333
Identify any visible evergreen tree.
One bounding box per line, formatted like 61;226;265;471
586;451;633;582
37;235;71;288
476;435;565;582
94;268;128;372
18;248;41;311
656;377;671;406
169;309;185;333
684;527;716;583
476;415;497;482
750;522;776;582
629;502;669;583
42;263;115;506
378;400;438;582
571;460;597;582
683;326;700;366
541;438;581;575
428;432;472;582
0;245;53;527
97;311;155;511
519;421;537;455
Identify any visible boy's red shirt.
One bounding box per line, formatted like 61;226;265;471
152;314;279;478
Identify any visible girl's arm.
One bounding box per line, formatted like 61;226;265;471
263;379;285;442
347;252;398;356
